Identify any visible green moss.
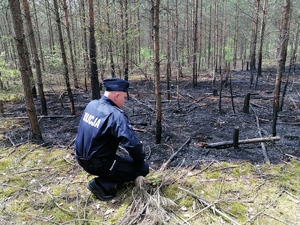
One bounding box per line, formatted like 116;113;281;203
177;195;194;207
47;149;69;166
47;206;75;223
5;199;30;217
228;202;247;217
163;184;179;199
109;203;128;223
0;158;11;171
184;176;200;187
49;185;66;197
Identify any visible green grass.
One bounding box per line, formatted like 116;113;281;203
1;141;300;224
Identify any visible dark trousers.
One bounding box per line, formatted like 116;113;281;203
76;155;149;192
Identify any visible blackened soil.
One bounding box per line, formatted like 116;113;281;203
1;69;300;169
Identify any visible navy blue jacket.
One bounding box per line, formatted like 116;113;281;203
75;96;145;164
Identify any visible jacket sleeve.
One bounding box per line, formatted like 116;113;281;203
114;113;146;164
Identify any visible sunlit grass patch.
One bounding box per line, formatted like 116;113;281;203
1;136;300;224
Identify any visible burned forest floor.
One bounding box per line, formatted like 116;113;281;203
1;66;300;224
3;66;299;166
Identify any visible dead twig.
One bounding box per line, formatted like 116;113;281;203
131;97;156;112
245;189;284;223
262;213;291;225
159;138;191;172
19;144;43;160
191;160;216;176
37;182;76;215
178;187;241;225
9;115;76;119
285;153;300;161
251;105;270;164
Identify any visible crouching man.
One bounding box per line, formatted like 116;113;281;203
74;78;149;201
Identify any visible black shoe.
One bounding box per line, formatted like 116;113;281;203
87;179;114;201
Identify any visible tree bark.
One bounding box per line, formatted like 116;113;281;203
257;0;268;78
32;0;45;71
290;11;300;72
124;0;129;81
249;0;260;87
80;0;89;91
272;0;291;136
192;0;198;88
45;0;55;54
53;0;75;115
22;0;48;115
9;0;43;141
233;1;239;69
62;0;79;88
88;0;100;100
106;0;115;78
152;0;162;144
166;0;171;100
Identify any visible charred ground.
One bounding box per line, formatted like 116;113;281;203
1;68;300;168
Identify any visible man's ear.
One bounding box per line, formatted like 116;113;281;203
114;92;119;100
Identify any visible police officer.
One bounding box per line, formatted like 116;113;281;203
75;78;149;201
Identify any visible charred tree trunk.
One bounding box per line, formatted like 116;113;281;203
53;0;75;115
9;0;43;141
249;0;260;87
152;0;162;144
88;0;100;99
272;0;291;136
80;0;89;91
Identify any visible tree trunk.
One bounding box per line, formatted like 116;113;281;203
9;0;43;141
192;0;198;88
272;0;291;136
290;12;300;72
32;0;45;71
22;0;48;116
45;0;55;54
221;0;228;69
207;2;212;68
53;0;75;115
106;0;115;78
249;0;260;87
124;0;129;81
257;0;268;78
80;0;89;91
88;0;100;99
214;0;219;73
62;0;79;88
233;1;239;69
152;0;162;144
166;0;171;100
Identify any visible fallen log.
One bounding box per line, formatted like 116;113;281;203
4;115;76;119
204;136;280;148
